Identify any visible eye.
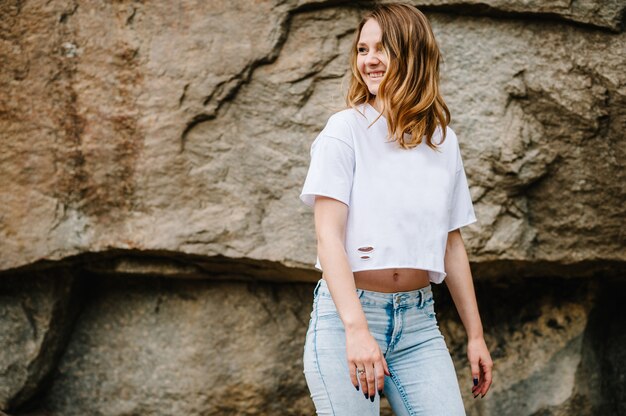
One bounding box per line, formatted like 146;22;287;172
357;47;367;53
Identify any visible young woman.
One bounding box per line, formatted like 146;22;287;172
299;3;492;415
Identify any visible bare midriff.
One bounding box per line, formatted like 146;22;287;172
352;268;431;293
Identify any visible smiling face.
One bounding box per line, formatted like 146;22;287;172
357;18;388;110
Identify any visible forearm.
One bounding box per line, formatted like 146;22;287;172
444;230;484;341
317;237;368;332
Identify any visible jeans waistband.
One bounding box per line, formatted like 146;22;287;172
314;278;432;308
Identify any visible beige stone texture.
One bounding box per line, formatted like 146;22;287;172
0;0;624;415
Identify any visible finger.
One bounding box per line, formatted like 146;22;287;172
365;364;376;401
480;361;493;396
382;356;391;377
349;363;359;391
374;360;385;395
358;364;368;398
473;364;485;397
470;359;480;396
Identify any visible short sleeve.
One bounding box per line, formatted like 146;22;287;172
448;140;477;231
299;134;355;208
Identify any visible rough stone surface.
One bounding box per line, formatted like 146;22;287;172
0;269;78;411
42;276;315;416
418;0;626;31
444;277;597;416
0;274;615;416
1;0;624;277
1;0;625;415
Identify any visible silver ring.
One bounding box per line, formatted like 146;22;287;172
357;368;365;375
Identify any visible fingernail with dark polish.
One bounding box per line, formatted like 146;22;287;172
481;394;485;398
473;378;478;386
370;395;375;402
364;393;369;399
474;394;478;399
355;385;359;391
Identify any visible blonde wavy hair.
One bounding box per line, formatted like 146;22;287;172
346;3;451;150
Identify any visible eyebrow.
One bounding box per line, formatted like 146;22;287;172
357;41;382;47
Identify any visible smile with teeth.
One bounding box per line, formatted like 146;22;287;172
369;71;385;79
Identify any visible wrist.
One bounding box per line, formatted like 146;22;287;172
466;323;484;342
344;320;369;333
468;333;485;342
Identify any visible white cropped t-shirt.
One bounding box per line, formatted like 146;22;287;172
299;103;477;284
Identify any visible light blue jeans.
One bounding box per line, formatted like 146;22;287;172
303;278;466;416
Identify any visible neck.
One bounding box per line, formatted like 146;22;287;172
371;98;383;113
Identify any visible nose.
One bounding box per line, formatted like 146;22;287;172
364;50;381;66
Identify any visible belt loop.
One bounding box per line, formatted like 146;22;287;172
313;279;322;298
418;290;424;308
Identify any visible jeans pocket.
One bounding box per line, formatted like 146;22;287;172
313;285;365;321
420;296;437;320
314;295;341;321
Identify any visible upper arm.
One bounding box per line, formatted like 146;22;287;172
446;229;467;258
300;134;355;209
447;228;462;246
447;132;477;232
314;196;349;245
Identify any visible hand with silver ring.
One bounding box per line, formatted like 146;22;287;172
347;328;391;400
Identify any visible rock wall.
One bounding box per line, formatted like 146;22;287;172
0;0;624;415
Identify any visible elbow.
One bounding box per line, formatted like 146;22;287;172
316;229;348;263
315;223;346;248
316;233;345;251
